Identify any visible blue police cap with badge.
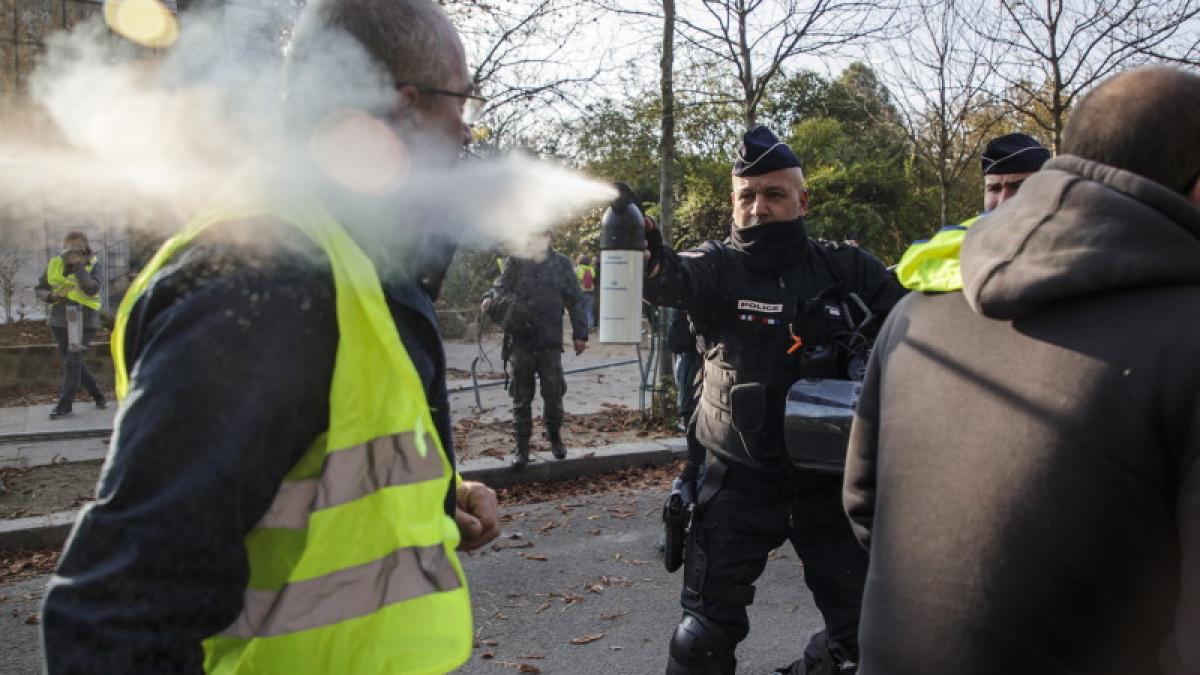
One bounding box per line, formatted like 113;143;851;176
733;126;802;177
981;133;1051;175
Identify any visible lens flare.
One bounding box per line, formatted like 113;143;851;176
309;109;410;195
104;0;179;49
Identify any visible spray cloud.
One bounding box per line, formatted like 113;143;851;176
3;0;614;303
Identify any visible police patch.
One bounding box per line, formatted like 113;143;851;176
737;299;783;313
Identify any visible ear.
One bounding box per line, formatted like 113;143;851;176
797;189;810;217
1189;177;1200;208
394;84;420;117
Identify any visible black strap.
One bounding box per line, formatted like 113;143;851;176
696;455;728;512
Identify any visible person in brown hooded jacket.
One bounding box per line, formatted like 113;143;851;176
845;65;1200;675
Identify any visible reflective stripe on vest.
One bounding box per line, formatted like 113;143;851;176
46;256;100;310
894;215;982;292
110;168;472;674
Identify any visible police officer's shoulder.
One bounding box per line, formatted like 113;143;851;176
680;239;727;260
816;238;885;266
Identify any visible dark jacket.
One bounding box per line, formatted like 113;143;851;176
645;230;903;472
845;156;1200;675
484;251;588;350
667;307;696;355
35;257;103;329
41;218;458;674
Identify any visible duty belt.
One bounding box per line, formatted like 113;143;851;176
700;454;803;506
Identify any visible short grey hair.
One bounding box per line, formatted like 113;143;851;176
283;0;464;131
294;0;462;87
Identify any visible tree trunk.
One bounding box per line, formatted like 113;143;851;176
655;0;677;413
737;1;756;129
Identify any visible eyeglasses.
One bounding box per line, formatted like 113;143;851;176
397;82;487;126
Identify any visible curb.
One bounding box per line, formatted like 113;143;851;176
0;428;113;445
0;437;687;552
0;511;80;552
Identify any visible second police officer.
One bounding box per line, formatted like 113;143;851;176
643;127;904;674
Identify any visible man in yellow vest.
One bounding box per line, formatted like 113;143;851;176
574;254;596;328
35;231;108;419
894;133;1051;292
42;1;498;673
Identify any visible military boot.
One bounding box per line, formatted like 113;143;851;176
547;426;567;460
512;436;531;469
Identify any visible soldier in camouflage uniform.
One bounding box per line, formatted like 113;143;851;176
481;237;588;467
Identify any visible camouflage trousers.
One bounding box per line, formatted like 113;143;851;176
509;342;567;440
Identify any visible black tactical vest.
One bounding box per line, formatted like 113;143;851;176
693;241;861;470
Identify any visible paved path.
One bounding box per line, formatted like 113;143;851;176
2;331;659;469
1;487;822;674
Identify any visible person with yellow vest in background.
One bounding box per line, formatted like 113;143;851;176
35;230;107;419
42;1;499;673
574;253;596;328
894;133;1051;292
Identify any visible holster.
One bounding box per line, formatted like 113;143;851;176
662;477;695;573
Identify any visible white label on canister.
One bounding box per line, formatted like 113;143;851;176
599;249;644;344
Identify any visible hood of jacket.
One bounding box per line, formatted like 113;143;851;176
961;155;1200;320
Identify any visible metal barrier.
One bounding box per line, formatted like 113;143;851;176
462;310;667;416
459;356;640;410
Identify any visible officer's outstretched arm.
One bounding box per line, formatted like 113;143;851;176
643;218;727;314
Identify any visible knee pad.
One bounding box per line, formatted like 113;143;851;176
667;613;736;675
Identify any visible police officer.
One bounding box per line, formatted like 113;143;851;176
482;233;589;468
894;133;1051;292
643;127;904;674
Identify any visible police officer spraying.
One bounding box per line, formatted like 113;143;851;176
482;232;589;468
643;127;904;674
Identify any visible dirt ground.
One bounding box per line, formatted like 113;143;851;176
0;385;112;408
452;403;676;461
0;463;101;520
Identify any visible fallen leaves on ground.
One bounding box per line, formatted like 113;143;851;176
492;540;534;551
600;609;629;620
497;460;682;507
520;553;547;561
493;661;542;673
1;550;60;583
569;632;605;645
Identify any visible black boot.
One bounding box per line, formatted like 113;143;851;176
547;427;567;460
49;401;73;420
511;437;530;469
93;392;108;409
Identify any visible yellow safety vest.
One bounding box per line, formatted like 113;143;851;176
111;171;472;675
575;263;595;291
893;215;982;292
45;255;101;310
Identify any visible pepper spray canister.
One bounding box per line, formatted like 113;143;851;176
598;183;646;344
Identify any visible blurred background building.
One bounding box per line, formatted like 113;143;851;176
0;0;301;322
